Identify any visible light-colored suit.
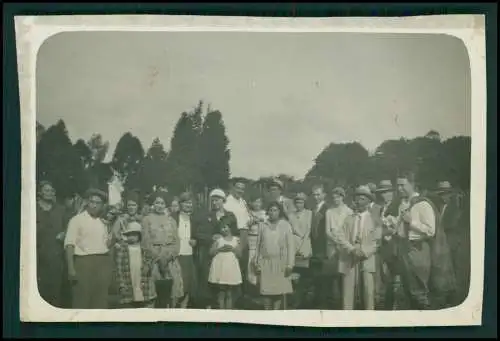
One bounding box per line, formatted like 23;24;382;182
333;209;382;310
325;204;353;263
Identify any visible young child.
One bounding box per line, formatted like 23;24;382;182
208;217;243;309
115;221;157;308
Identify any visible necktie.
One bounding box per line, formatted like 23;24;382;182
353;213;362;244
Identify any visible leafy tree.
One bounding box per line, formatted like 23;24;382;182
199;110;231;190
440;135;471;191
36;119;87;198
306;142;371;187
36;121;46;145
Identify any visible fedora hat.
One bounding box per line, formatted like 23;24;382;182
436;181;453;194
375;180;394;193
354;185;375;201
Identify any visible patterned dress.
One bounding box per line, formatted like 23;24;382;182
141;213;184;300
255;219;295;296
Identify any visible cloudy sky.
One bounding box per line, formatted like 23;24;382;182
37;32;471;179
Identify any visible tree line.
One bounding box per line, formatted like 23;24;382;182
36;100;471;203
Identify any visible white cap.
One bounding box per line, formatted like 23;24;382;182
123;221;142;234
209;188;226;199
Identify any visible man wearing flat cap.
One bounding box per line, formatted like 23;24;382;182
325;186;353;308
266;178;295;219
64;187;115;308
333;186;382;310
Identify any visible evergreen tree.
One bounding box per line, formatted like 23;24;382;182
140;137;169;194
199;110;231;190
36;119;87;198
87;133;109;167
112;132;145;189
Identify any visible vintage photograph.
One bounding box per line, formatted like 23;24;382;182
16;15;486;325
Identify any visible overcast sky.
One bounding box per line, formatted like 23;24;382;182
37;32;471;179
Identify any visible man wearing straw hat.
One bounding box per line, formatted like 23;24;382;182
333;185;382;310
64;188;115;309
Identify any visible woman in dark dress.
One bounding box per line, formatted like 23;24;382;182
193;189;238;308
36;181;66;308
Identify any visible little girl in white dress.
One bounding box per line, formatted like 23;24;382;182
208;219;242;309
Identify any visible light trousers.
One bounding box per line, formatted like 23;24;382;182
342;269;375;310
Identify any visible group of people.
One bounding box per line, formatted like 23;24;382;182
35;173;469;311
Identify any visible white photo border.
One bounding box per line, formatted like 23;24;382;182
15;14;486;326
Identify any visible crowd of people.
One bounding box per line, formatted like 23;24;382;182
35;173;470;311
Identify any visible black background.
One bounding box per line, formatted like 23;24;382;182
3;3;497;338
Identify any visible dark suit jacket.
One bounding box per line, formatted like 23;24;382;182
310;202;329;260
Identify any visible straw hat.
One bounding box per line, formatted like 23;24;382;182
354;185;375;201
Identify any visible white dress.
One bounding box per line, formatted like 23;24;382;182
208;237;242;286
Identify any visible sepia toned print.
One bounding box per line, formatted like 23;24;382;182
16;15;485;326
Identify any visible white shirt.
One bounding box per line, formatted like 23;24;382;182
352;210;369;243
224;194;250;230
178;213;193;255
128;244;144;301
64;211;109;256
398;193;436;241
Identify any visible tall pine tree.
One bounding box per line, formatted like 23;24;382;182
199;110;230;190
139;138;169;194
112;132;145;189
37;119;87;198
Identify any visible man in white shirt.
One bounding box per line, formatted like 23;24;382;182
172;192;198;309
64;188;113;309
224;177;251;304
396;173;436;310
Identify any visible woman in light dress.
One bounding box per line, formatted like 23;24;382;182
254;201;295;310
141;191;184;308
208;216;243;309
287;192;313;308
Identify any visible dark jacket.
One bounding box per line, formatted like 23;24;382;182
310;202;329;260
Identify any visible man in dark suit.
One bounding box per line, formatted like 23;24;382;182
309;184;335;309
